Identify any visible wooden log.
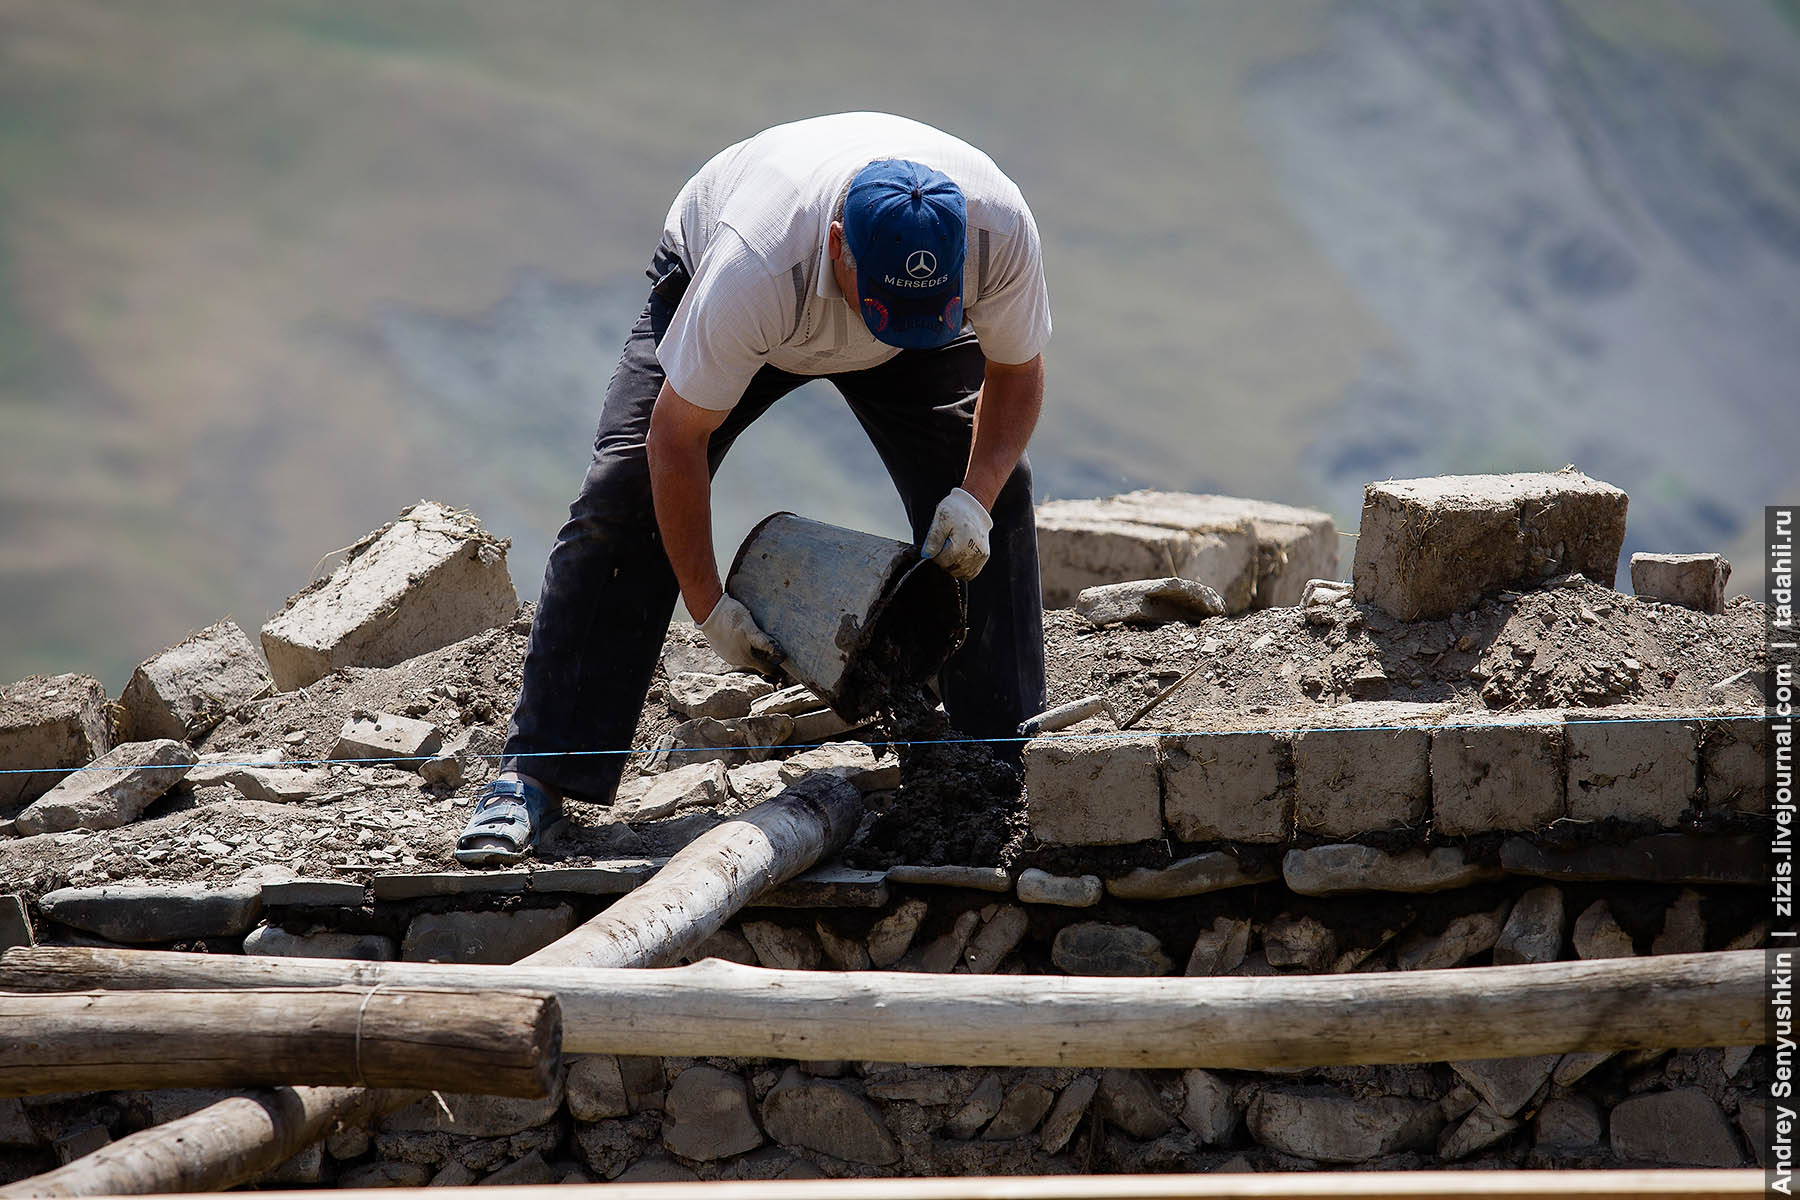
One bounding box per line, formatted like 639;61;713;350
0;986;560;1097
0;777;860;1196
161;1170;1765;1199
0;947;1763;1068
516;772;863;968
0;1086;400;1200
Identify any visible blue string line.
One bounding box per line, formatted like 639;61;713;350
0;711;1770;776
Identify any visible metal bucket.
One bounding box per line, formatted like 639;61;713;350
726;513;966;720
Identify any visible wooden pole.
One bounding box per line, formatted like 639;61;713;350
516;772;863;968
0;776;862;1197
0;947;1763;1069
0;986;560;1097
80;1169;1768;1199
0;1087;401;1200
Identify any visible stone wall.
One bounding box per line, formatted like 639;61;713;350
2;838;1768;1183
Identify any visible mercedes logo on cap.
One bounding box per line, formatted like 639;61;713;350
905;250;937;279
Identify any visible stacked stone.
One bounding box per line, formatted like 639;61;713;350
1023;702;1763;853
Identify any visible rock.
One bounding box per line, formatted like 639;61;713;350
749;683;828;718
944;1073;1006;1139
1630;553;1730;614
1351;470;1628;620
1283;843;1499;896
1162;726;1292;843
690;928;757;964
1292;704;1437;837
1396;905;1507;970
885;864;1012;891
866;898;928;967
372;871;528;901
780;742;896;791
243;925;395;960
963;905;1029;974
1492;885;1564;965
1261;913;1337;972
1609;1089;1744;1166
740;921;820;970
1051;922;1172;976
863;1068;962;1105
39;882;262;942
1185;916;1251;976
760;1068;898;1165
567;1055;630;1122
338;1160;431;1188
331;712;444;768
1075;577;1226;627
14;738;196;834
1106;851;1278;900
382;1070;565;1138
723;760;787;807
815;920;872;971
1565;708;1701;827
1302;578;1353;625
1571;900;1635;959
1016;868;1101;907
479;1151;553;1187
1180;1069;1236;1145
209;765;330;805
1040;1073;1100;1154
619;1055;667;1113
0;673;113;811
1023;735;1162;845
1651;888;1706;955
1098;1069;1174;1138
1246;1087;1441;1163
119;620;273;743
909;909;982;974
646;714;794;772
616;760;730;821
261;878;366;907
662;633;733;679
615;1157;700;1183
258;1142;324;1186
662;1066;763;1161
401;905;577;964
0;1101;36;1151
1499;833;1761;884
1035;496;1257;612
1702;715;1765;814
1430;713;1565;834
1533;1094;1603;1149
324;1123;370;1160
1552;1051;1614;1088
1738;1100;1768;1167
260;500;518;691
0;895;33;949
665;672;774;720
1438;1103;1519;1161
786;707;866;744
983;1083;1056;1140
755;867;890;908
418;755;463;788
1448;1056;1556;1118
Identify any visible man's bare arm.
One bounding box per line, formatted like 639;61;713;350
961;353;1045;509
646;381;730;621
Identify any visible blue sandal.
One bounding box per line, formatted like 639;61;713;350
454;779;562;867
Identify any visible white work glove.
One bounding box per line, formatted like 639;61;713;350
921;487;993;581
699;594;785;674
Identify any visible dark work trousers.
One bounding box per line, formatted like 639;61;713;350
499;249;1047;803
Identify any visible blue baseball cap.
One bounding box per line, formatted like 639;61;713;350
842;159;967;349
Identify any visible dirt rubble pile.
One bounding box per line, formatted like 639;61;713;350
0;472;1774;1183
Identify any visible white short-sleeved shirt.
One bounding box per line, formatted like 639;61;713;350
656;112;1052;412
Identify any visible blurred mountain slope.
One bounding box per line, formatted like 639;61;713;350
0;0;1793;688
